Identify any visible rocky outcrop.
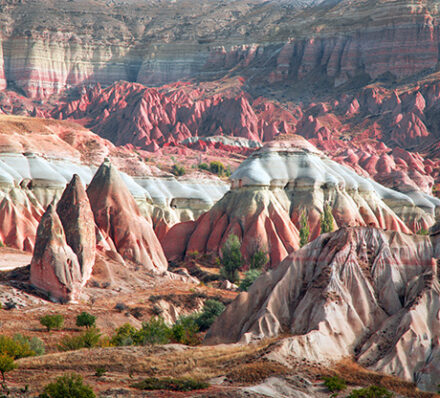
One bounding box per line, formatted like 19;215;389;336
30;174;96;302
164;139;439;266
86;159;168;273
30;203;83;302
56;174;96;283
205;226;440;392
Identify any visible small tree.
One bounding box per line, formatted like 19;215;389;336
299;210;310;247
320;204;335;234
76;312;96;329
41;373;95;398
239;269;261;292
249;249;268;270
171;164;185;176
40;314;64;332
195;299;225;331
137;317;171;346
219;234;243;283
0;354;16;382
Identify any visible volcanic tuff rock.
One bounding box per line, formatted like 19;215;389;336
205;226;440;392
30;174;96;302
30;204;83;302
2;0;440;97
87;159;168;273
164;139;440;266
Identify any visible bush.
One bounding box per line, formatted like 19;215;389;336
299;210;310;247
111;323;139;346
198;163;209;171
0;334;36;359
195;299;225;331
76;312;96;329
347;385;393;398
0;354;16;382
40;373;95;398
171;164;185;176
320;204;335;234
209;161;226;176
40;314;64;331
137;317;171;346
323;375;347;395
417;228;429;235
219;234;243;283
131;377;209;392
249;249;268;270
13;334;45;356
58;328;102;352
239;269;261;292
170;315;200;345
94;367;106;377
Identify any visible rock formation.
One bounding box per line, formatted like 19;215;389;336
30;174;96;302
164;139;439;266
205;226;440;392
30;203;83;302
86;159;168;273
56;174;96;283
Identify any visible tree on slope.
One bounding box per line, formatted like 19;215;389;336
219;234;243;283
299;210;310;247
320;203;335;234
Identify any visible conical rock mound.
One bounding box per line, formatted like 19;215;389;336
87;159;167;272
30;204;83;302
205;226;440;391
56;174;96;282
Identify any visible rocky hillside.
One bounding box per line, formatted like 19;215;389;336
164;138;440;266
205;226;440;392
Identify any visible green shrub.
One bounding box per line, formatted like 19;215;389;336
40;373;95;398
209;161;226;176
58;328;102;352
195;299;225;331
239;269;261;292
219;234;243;283
320;204;335;234
299;210;310;247
76;312;96;329
170;315;200;345
249;249;268;270
0;335;36;359
198;163;209;171
323;375;347;395
94;367;107;377
0;354;16;382
171;164;186;176
417;228;429;235
40;314;64;331
137;317;171;346
111;323;138;346
347;385;393;398
13;334;45;356
131;377;209;392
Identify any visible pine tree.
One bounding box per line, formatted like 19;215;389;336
299;210;310;247
320;203;335;234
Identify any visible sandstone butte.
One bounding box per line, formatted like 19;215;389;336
163;138;440;267
205;226;440;392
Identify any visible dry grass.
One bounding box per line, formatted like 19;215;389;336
225;360;290;383
328;359;440;398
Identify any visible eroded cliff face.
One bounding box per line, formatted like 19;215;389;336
1;0;440;98
205;226;440;392
164;139;440;266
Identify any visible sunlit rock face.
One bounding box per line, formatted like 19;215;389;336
86;160;168;273
30;175;96;303
205;226;440;392
164;139;439;266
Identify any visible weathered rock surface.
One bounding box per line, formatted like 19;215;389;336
56;174;96;283
87;159;168;272
205;226;440;392
165;139;439;266
30;204;83;302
